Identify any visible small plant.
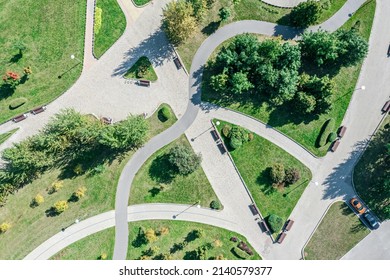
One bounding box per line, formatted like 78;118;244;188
267;214;283;233
210;200;221;210
158;226;169;236
99;253;107;260
284;168;301;185
23;66;32;76
31;194;44;207
2;71;20;89
92;164;105;174
53;200;69;214
214;239;223;248
0;222;11;233
145;228;158;243
230;236;238;242
73;164;83;175
222;124;231;137
160;106;171;120
248;133;254;141
71;186;87;201
49;180;64;194
215;254;227;260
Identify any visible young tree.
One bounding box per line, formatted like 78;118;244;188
2;71;20;89
32;194;45;207
162;0;197;45
231;71;253;94
0;222;11;233
13;41;26;55
268;214;283;233
294;91;316;113
336;29;369;66
270;163;285;184
188;0;208;21
218;7;231;22
53;200;69;214
145;228;158;243
290;0;321;27
285;167;301;185
168;144;202;175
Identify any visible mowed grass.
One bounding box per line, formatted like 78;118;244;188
129;135;220;208
124;56;158;82
52;220;261;260
215;120;311;231
0;129;18;145
94;0;126;58
354;116;389;221
0;0;86;123
177;0;347;70
202;1;376;156
304;202;370;260
0;104;176;260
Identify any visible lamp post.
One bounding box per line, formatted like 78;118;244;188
70;54;81;63
173;201;200;219
62;219;80;232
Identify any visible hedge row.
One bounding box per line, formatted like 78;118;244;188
318;118;335;147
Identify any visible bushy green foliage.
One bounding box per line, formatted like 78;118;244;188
270;163;285;184
210;200;221;210
168;144;202;175
221;124;231;138
290;0;321;27
267;214;283;233
94;7;102;35
9;97;27;110
160;106;171;120
188;0;208;20
230;137;242;150
53;200;68;214
328;132;337;143
285;168;301;185
218;7;231;22
318;118;335;147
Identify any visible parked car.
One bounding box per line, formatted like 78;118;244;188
362;212;380;230
350;197;366;214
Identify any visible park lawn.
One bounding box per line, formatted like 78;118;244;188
177;0;347;70
124;56;158;82
129;135;220;208
354;116;389;221
304;202;370;260
202;1;376;156
94;0;126;58
0;104;176;260
0;0;85;124
133;0;151;6
214;120;311;235
0;129;18;145
52;220;261;260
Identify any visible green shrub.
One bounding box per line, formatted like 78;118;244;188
248;133;254;141
222;124;231;138
230;137;242;149
267;214;283;233
318;118;335;147
210;200;221;210
270;163;285;184
328;132;337;143
31;193;44;207
53;200;68;214
0;222;11;233
285;168;301;185
9;97;27;110
94;7;102;35
230;126;249;142
160;106;171;120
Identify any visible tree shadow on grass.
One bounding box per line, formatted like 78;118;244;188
112;27;174;77
45;207;59;217
9;53;22;63
0;84;15;101
257;168;276;196
202;21;221;36
148;153;175;184
148;187;161;197
350;221;367;233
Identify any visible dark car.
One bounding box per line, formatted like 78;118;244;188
362;212;380;230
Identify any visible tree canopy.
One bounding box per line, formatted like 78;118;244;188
290;0;322;27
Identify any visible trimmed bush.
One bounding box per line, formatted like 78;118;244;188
230;137;242;149
222;124;231;138
268;214;283;233
99;253;107;260
9;97;27;110
94;7;102;35
318;118;335;147
160;106;171;120
270;163;285;184
0;222;11;233
285;168;301;185
53;200;68;214
328;132;337;143
232;247;247;259
210;200;221;210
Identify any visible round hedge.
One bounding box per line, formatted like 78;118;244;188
230;137;242;149
160;106;171;120
210;200;221;210
267;214;283;233
9;97;27;110
328;132;337;143
318;118;335;147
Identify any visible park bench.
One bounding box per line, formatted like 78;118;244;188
337;126;347;138
284;219;294;231
249;204;260;216
12;113;28;123
217;142;227;154
101;117;113;125
382;100;390;113
31;106;46;115
277;232;286;244
173;57;182;70
210;129;220;142
258;219;270;234
330;140;340;152
138;80;150;87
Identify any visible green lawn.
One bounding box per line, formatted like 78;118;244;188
202;1;376;156
129;135;220;208
0;0;85;124
94;0;126;58
124;56;158;82
52;220;261;260
354;116;389;221
0;104;176;260
304;201;370;260
177;0;348;70
133;0;151;6
0;129;18;145
214;120;311;235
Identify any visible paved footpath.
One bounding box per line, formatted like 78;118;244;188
262;0;308;8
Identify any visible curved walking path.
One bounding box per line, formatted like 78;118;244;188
262;0;308;8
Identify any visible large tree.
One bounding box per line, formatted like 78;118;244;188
290;0;322;27
168;144;202;175
336;29;369;66
188;0;208;21
162;0;197;45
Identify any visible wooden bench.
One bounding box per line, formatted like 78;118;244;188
277;232;286;244
173;57;182;70
284;219;294;231
12;113;28;123
258;220;270;233
217;142;227;154
210;130;220;142
101;117;113;125
338;126;347;138
330;140;340;152
382;100;390;113
138;80;150;87
249;204;260;216
31;106;46;115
